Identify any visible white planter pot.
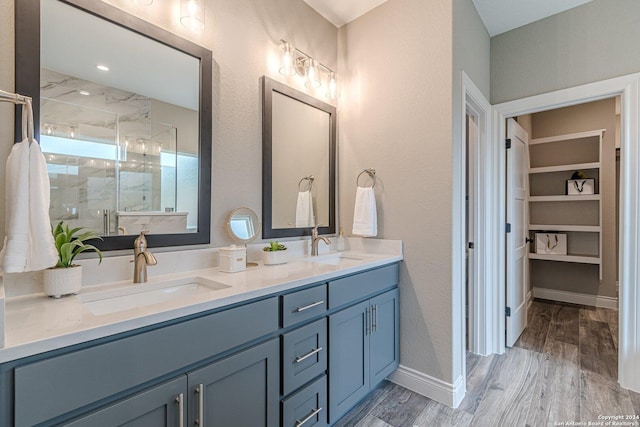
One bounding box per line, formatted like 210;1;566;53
43;265;83;298
262;250;287;265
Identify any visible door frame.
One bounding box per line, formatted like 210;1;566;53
460;72;494;359
490;74;640;392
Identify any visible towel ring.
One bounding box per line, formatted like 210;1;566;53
298;175;314;192
356;168;376;188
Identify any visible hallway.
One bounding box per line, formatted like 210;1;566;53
336;300;640;426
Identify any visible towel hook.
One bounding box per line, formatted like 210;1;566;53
298;175;314;192
356;168;376;188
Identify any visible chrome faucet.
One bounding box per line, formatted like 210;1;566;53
133;231;157;283
311;225;331;256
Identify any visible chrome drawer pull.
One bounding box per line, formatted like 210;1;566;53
296;300;324;312
295;347;323;363
175;393;184;427
372;304;377;333
296;407;323;427
195;384;204;426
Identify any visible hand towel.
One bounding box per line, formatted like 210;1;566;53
352;186;377;237
0;101;57;273
0;140;31;272
295;190;315;228
27;139;58;271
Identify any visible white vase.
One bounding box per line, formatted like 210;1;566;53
43;265;83;298
263;250;287;265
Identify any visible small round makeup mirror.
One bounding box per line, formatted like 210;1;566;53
227;207;261;267
226;207;261;243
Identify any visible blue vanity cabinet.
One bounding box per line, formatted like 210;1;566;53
327;264;400;424
64;376;187;427
0;262;400;427
187;338;280;427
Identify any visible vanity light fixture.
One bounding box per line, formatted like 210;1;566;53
96;64;110;71
180;0;205;31
278;39;337;98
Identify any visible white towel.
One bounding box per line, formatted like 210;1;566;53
0;101;57;273
27;140;58;271
352;186;377;237
295;190;315;228
0;140;31;272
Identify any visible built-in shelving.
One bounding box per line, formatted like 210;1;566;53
528;224;601;232
528;253;601;265
529;195;601;202
527;129;604;280
529;161;600;174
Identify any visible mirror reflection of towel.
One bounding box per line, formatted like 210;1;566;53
295;191;315;228
352;186;377;237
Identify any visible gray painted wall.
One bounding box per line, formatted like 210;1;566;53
491;0;640;104
338;0;488;385
0;0;337;249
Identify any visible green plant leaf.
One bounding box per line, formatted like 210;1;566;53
50;221;103;267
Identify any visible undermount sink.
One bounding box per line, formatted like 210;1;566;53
79;277;230;316
300;252;372;265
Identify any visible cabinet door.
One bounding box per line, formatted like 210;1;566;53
64;376;187;427
369;289;399;386
187;338;279;427
328;300;370;424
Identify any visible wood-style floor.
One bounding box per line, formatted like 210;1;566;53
335;299;640;427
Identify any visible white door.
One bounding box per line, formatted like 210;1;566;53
506;118;529;347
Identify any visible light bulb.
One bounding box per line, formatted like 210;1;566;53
180;0;204;31
279;42;296;76
327;72;337;99
305;58;321;88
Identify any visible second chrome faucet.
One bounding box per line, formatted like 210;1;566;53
311;224;331;256
133;231;157;283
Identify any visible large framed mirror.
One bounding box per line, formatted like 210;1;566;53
15;0;212;250
261;77;336;238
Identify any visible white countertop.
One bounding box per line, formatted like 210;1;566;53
0;239;402;364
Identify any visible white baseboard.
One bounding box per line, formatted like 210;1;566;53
388;365;465;408
532;287;618;309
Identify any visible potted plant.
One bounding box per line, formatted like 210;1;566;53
262;241;287;265
43;222;103;298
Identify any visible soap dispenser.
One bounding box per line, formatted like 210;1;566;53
336;227;346;251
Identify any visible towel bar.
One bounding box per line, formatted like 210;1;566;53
356;168;376;188
298;176;314;192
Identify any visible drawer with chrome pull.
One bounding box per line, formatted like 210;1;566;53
281;284;327;328
282;317;327;396
282;375;327;427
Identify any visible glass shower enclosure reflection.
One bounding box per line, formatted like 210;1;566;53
40;94;190;237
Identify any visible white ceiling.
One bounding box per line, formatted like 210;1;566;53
303;0;389;27
304;0;594;36
472;0;594;36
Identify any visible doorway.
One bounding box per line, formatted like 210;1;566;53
505;99;621;385
491;74;640;393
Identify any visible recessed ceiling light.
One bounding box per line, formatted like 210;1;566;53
96;64;109;71
79;90;90;96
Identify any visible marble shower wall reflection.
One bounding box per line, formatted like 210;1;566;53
40;68;198;236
